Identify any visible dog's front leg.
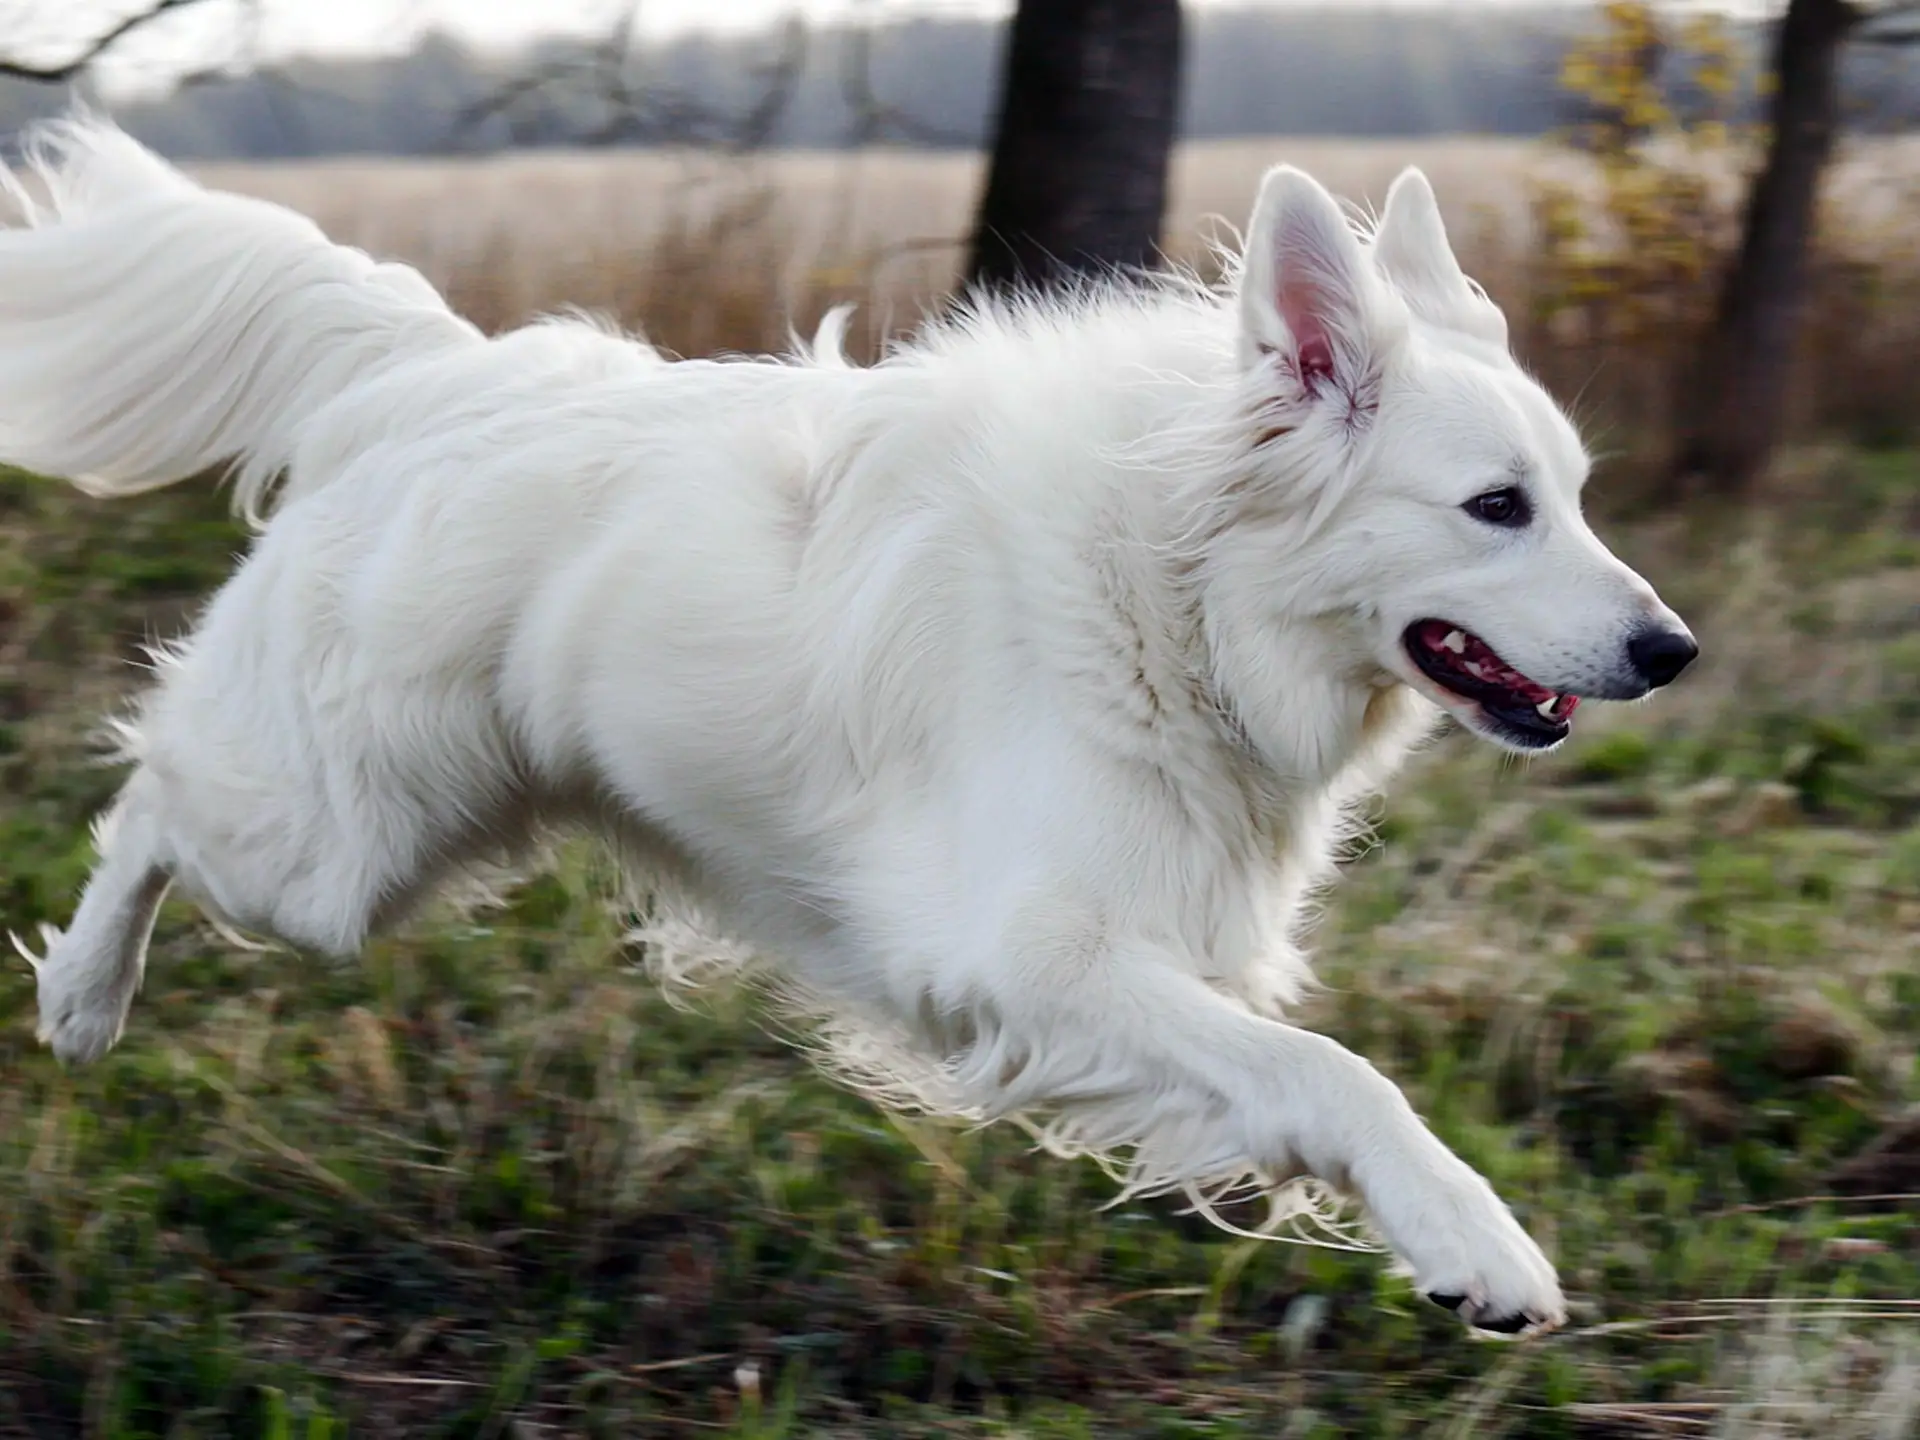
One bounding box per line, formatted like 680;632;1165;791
988;945;1565;1334
1311;1049;1567;1334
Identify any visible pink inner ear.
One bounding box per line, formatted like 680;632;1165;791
1296;331;1335;392
1275;260;1340;398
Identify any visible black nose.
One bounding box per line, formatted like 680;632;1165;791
1626;626;1698;690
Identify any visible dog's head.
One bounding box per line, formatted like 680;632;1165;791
1228;163;1695;753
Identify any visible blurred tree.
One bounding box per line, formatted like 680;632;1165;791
1523;0;1751;459
1537;1;1746;345
966;0;1183;296
1674;0;1920;495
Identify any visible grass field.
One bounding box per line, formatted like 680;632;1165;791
1;442;1917;1437
1;141;1919;1437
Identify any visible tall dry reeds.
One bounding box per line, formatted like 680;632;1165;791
189;135;1920;475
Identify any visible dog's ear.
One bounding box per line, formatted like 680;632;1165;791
1370;168;1507;349
1239;165;1384;404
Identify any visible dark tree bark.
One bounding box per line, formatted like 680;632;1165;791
1671;0;1863;495
966;0;1184;297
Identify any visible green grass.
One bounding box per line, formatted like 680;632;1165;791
1;452;1918;1438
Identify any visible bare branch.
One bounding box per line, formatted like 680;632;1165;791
0;0;230;83
838;22;969;147
449;6;808;154
449;4;952;156
1825;0;1920;42
730;19;807;150
1853;14;1920;44
451;59;597;144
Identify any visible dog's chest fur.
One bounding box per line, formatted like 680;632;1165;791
1057;509;1433;1011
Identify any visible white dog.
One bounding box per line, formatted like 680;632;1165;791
5;120;1694;1335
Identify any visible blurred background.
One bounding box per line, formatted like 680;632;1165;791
1;1;1918;1435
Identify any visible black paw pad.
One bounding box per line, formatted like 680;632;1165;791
1473;1310;1532;1335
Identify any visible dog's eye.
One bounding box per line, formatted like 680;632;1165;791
1464;487;1530;528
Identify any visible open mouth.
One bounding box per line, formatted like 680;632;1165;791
1403;619;1580;749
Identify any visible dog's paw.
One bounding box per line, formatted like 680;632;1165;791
15;924;131;1065
1407;1200;1564;1336
1367;1162;1566;1337
1425;1287;1553;1336
37;996;130;1065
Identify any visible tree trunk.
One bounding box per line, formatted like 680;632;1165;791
966;0;1184;297
1671;0;1861;495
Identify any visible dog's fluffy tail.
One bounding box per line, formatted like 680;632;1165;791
0;116;481;522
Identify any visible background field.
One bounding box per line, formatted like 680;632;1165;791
0;138;1918;1438
185;135;1920;347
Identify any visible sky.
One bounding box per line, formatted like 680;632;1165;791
9;0;1758;96
219;0;1605;49
0;0;1001;96
25;0;973;79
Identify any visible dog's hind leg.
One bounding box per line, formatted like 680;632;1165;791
17;795;172;1064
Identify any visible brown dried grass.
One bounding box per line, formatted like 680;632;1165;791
184;135;1920;450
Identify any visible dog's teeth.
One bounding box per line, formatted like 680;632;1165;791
1465;662;1488;680
1440;630;1467;654
1537;697;1560;719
